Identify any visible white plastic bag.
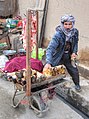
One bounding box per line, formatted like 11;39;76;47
0;55;9;68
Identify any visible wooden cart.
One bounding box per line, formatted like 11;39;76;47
12;73;66;117
11;9;66;118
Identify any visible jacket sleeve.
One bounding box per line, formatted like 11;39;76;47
46;32;61;65
72;29;79;54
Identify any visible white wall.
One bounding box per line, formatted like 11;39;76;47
18;0;45;18
45;0;89;50
18;0;89;50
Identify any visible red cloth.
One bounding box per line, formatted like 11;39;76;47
4;56;43;72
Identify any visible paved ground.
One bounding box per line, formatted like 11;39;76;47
0;76;87;119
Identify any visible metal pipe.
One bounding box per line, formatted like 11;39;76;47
39;0;49;47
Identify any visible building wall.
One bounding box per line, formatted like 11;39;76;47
18;0;89;51
18;0;45;17
0;0;17;17
45;0;89;51
18;0;45;45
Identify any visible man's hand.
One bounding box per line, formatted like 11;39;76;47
71;53;77;60
43;63;51;72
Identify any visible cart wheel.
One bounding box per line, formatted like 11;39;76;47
12;89;26;108
36;112;44;118
30;95;48;118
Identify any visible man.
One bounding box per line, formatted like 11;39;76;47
43;14;81;91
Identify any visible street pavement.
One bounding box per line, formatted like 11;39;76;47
0;76;87;119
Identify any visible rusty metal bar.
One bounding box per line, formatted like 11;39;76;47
26;10;31;96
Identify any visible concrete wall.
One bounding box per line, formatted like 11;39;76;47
18;0;89;51
18;0;45;45
18;0;45;17
45;0;89;51
0;0;17;17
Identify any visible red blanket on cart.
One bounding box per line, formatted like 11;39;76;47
4;56;43;72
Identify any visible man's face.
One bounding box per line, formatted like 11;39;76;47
64;22;73;30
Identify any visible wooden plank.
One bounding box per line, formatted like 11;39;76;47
26;10;31;96
31;74;66;88
36;11;38;59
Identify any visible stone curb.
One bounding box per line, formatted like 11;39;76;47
55;81;89;117
78;64;89;79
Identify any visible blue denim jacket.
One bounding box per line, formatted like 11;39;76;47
46;26;79;66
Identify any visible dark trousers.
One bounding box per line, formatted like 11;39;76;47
60;53;80;85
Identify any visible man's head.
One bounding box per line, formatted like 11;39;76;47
63;21;73;30
61;14;75;24
61;14;75;30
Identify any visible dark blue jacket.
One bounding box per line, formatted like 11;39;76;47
46;26;79;66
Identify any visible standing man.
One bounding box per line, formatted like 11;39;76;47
43;14;81;91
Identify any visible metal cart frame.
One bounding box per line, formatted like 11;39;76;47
12;9;66;118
